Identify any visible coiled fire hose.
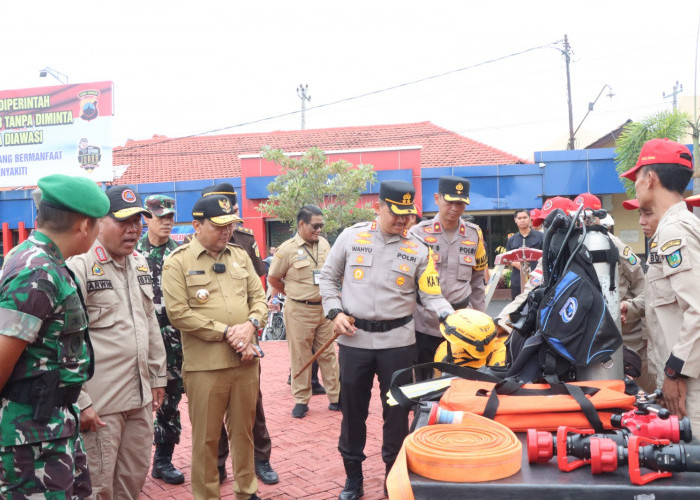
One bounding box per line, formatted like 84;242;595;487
386;412;522;499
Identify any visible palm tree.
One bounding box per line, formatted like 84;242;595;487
615;109;689;199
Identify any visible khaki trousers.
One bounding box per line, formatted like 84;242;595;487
82;404;153;500
184;363;259;500
284;299;340;404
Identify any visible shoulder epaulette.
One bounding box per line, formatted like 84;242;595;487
234;226;254;236
167;243;190;257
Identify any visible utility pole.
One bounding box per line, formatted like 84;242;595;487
563;35;576;150
296;84;311;130
663;81;683;110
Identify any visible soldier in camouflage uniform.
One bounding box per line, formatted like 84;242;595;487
137;194;185;485
0;174;109;498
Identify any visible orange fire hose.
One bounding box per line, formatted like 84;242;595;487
386;412;522;499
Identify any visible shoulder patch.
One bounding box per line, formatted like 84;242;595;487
622;246;631;257
235;226;254;235
95;246;108;262
665;250;682;268
660;239;682;252
628;254;638;266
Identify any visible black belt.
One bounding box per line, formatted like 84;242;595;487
290;298;322;306
353;315;413;332
450;296;470;310
2;379;81;407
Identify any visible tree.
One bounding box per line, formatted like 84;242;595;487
615;109;689;199
257;146;377;238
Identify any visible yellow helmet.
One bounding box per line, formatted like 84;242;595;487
439;308;497;359
433;340;485;377
486;335;507;367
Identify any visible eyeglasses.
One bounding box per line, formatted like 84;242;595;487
310;223;324;230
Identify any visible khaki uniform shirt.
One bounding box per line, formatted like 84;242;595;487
69;240;167;415
268;233;330;301
410;215;487;337
319;219;453;349
162;237;267;372
610;233;645;352
628;201;700;378
231;225;266;277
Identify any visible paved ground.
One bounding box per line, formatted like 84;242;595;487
139;340;387;500
139;301;509;500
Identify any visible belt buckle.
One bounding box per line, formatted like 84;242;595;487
368;320;383;331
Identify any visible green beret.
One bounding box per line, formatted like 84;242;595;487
37;174;110;218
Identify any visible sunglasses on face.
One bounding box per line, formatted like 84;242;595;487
309;223;324;230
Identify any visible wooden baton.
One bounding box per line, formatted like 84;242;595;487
293;316;353;379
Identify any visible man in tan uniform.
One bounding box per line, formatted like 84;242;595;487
200;183;278;485
320;180;453;500
162;194;267;500
619;139;700;431
410;176;487;379
68;186;167;500
268;205;340;418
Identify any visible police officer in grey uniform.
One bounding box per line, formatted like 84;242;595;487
410;176;487;378
320;180;453;500
200;184;278;485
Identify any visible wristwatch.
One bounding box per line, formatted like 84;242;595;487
247;317;260;329
664;365;687;380
326;308;344;320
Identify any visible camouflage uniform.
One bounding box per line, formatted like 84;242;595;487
136;233;182;445
0;231;92;498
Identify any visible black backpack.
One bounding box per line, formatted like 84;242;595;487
505;208;622;384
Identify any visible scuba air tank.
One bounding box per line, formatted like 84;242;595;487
577;212;623;382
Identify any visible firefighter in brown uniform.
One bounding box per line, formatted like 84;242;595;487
162;194;267;500
319;180;453;500
268;205;340;418
620;138;700;431
410;176;487;378
200;183;278;485
68;186;167;499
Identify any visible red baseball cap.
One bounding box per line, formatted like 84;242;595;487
574;192;602;210
684;195;700;207
532;196;577;225
622;199;639;210
530;208;541;221
620;138;693;182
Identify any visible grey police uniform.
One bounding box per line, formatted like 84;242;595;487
319;218;452;467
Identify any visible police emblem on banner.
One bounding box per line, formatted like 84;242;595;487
78;137;101;173
79;89;100;121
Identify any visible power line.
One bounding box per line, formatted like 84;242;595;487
117;41;561;154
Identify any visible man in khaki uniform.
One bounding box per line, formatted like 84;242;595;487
268;205;340;418
319;180;453;500
410;176;487;378
620;138;700;431
162;194;267;500
68;186;167;500
200;183;278;485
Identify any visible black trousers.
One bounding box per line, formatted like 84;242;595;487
415;331;444;381
337;343;416;466
218;364;271;466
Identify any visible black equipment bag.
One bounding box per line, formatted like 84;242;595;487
505;208;622;383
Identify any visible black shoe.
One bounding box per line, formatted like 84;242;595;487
152;443;185;485
291;403;309;418
311;382;326;395
151;461;185;485
255;459;279;485
328;402;341;411
338;477;364;500
218;464;227;483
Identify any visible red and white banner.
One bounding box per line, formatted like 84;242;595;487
0;81;113;187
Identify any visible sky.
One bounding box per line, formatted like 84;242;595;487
3;1;700;161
